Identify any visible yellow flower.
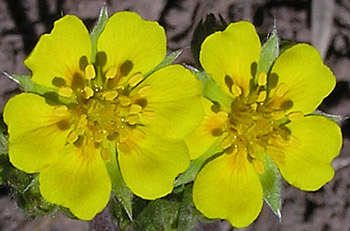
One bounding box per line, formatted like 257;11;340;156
4;12;203;220
186;22;342;227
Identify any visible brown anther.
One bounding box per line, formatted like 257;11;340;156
58;86;73;98
128;73;143;87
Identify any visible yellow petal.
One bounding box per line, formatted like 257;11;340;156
135;65;203;139
279;116;342;191
193;153;263;228
200;21;261;97
25;15;91;88
39;143;111;220
118;128;189;199
185;97;226;159
3;93;71;173
270;44;336;114
97;11;166;79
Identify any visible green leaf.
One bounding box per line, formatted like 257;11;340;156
135;199;180;231
90;5;108;63
191;14;227;69
105;145;133;220
187;66;232;112
175;137;223;187
143;50;182;78
259;154;282;220
0;132;8;156
311;110;343;123
256;26;279;76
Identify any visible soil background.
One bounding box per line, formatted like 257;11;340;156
0;0;350;230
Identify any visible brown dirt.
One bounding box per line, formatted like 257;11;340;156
0;0;350;230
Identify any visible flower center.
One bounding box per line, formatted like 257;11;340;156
217;72;301;173
54;63;156;162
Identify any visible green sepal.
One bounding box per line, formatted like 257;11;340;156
259;154;282;220
4;73;56;95
90;5;108;63
175;137;223;187
187;66;232;112
256;26;279;77
143;50;182;78
191;13;227;70
105;145;133;220
311;110;343;123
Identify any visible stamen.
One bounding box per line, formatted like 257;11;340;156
256;90;267;102
105;67;117;79
266;146;285;166
129;104;142;114
83;86;94;99
85;64;96;80
118;142;131;154
78;114;88;127
271;111;285;120
101;148;111;162
288;135;300;147
275;83;288;97
53;106;70;117
67;130;79;144
103;91;119;101
94;131;104;143
217;111;228;121
137;85;151;97
221;136;233;149
128;73;143;87
119;95;131;106
58;86;73;98
142;110;157;120
257;72;267;86
126;115;140;125
288;111;304;121
231;84;242;97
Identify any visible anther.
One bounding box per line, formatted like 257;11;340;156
85;64;96;80
105;67;117;79
118;142;131;154
231;84;242;97
119;95;131;106
217;111;228;121
126;115;140;125
221;136;233;149
101;148;111;162
128;73;143;87
142;110;157;120
256;90;267;102
58;86;73;98
103;91;118;101
275;83;288;97
287;111;304;121
257;72;267;86
137;85;151;97
129;104;143;114
67;130;79;144
83;86;94;99
271;111;285;120
78;114;88;127
53;106;70;117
